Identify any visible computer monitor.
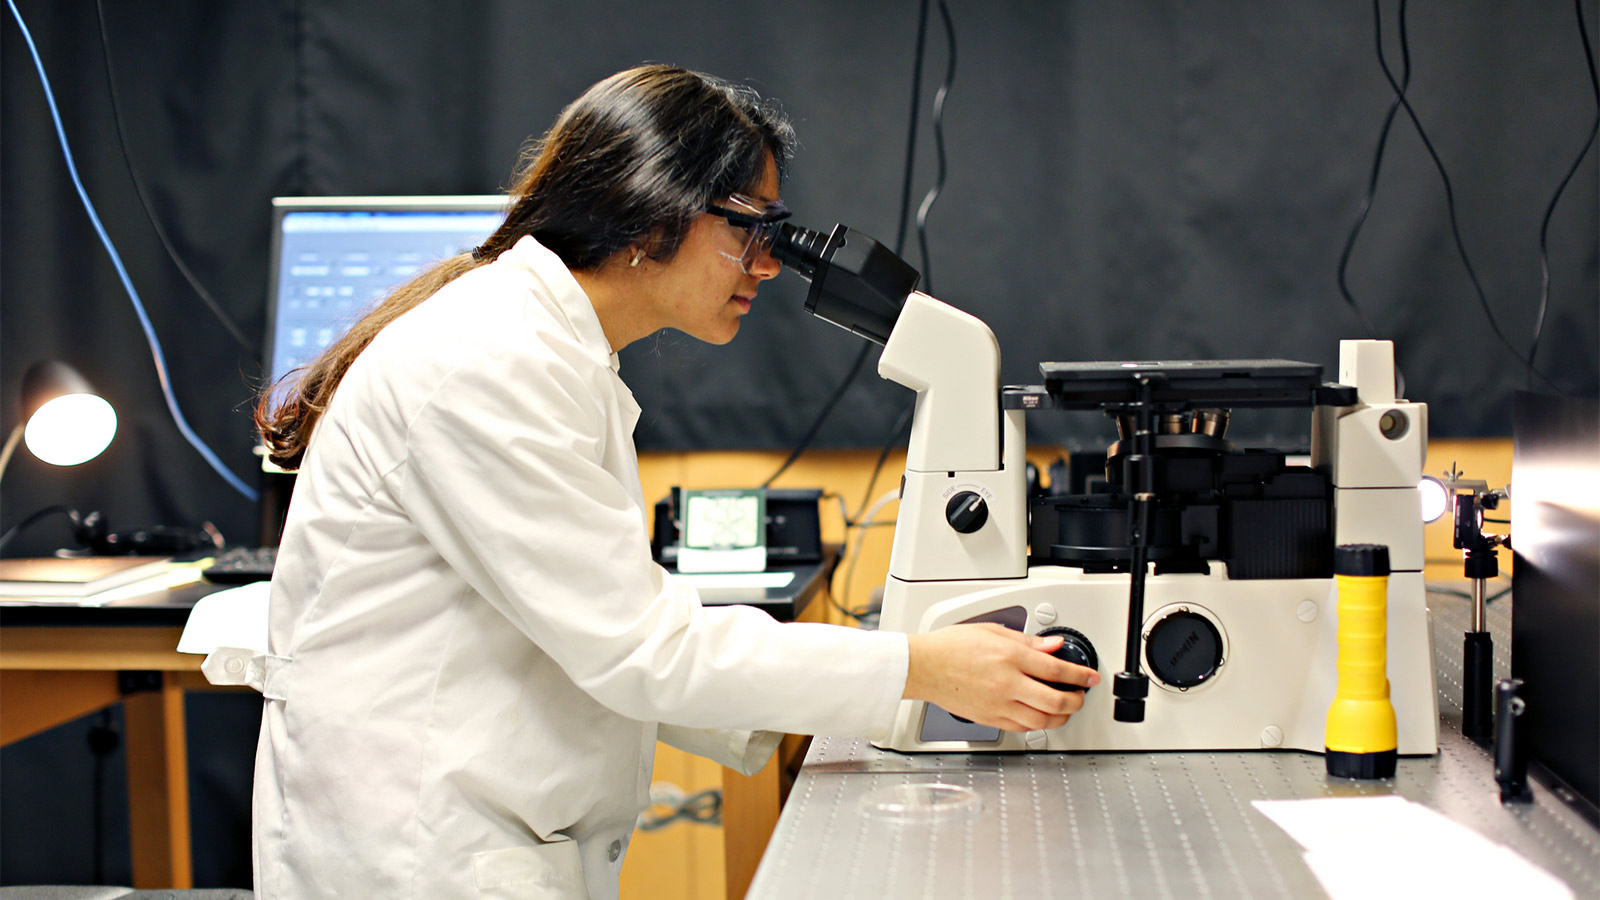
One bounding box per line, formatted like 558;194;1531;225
262;195;508;393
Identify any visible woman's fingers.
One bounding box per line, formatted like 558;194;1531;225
987;625;1101;692
903;623;1103;733
1024;652;1101;691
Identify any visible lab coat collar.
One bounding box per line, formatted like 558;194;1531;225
506;235;622;373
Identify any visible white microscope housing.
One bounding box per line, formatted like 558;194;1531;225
774;222;1436;756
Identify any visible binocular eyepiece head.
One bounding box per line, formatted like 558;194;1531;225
770;222;920;346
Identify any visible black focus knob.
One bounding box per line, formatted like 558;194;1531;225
945;491;989;533
1037;626;1098;692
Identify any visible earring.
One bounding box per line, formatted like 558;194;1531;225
630;247;644;267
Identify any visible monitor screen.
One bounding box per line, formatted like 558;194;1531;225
263;196;507;392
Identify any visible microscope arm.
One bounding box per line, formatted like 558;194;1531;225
878;292;1002;474
770;222;1004;476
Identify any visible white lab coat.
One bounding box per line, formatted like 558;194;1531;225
251;236;909;899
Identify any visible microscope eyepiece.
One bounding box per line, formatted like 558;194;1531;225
772;222;920;346
771;222;829;280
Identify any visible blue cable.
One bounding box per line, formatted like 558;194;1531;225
7;0;257;502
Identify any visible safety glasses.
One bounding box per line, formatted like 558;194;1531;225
704;193;791;274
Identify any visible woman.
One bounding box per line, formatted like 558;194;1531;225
252;65;1095;900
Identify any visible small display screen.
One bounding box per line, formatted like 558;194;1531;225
682;490;766;550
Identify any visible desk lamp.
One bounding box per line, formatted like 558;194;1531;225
0;361;117;484
1;362;218;556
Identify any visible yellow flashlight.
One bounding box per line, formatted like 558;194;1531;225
1325;543;1397;779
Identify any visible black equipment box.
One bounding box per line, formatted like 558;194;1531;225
1512;392;1599;824
652;488;824;566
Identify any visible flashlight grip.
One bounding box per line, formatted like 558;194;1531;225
1325;544;1398;779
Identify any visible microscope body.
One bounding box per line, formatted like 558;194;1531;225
871;295;1437;755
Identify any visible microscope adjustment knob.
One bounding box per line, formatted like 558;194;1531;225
945;491;989;533
1036;626;1098;692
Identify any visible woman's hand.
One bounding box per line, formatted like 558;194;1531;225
903;623;1100;732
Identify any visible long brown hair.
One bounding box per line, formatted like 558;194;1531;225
255;65;795;469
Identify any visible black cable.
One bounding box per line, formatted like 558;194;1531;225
1336;0;1410;339
913;0;956;294
812;526;865;623
825;554;873;624
760;0;934;488
1371;0;1564;393
894;0;932;257
9;0;259;502
760;345;872;488
816;4;958;613
0;504;73;554
786;403;907;620
851;404;915;524
833;2;951;534
829;405;915;623
93;0;258;359
1528;0;1600;389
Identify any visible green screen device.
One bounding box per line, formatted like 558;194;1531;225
677;489;767;573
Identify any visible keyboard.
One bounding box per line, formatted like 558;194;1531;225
203;546;278;584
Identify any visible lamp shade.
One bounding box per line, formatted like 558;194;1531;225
20;361;116;467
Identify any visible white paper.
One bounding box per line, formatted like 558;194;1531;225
676;545;769;574
177;581;271;654
676;571;795;590
1254;796;1574;900
0;566;203;607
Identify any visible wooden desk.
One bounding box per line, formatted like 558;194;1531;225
4;553;838;899
0;579;226;889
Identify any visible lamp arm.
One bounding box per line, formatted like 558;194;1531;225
0;423;23;486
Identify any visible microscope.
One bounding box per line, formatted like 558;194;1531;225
774;223;1438;756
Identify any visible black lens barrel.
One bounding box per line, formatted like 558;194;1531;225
772;222;830;280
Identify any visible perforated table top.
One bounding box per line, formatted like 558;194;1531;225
747;590;1600;899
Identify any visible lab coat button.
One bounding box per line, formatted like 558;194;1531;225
607;839;622;862
224;655;246;675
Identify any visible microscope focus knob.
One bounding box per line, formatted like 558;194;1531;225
1036;626;1099;692
945;491;989;533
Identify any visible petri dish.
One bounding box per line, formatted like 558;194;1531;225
858;782;982;822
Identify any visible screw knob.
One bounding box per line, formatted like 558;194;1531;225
945;491;989;533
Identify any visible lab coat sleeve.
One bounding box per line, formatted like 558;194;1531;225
401;344;908;739
656;724;782;777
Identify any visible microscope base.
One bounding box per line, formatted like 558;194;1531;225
875;565;1438;755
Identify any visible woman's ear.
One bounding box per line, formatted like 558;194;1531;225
634;227;677;267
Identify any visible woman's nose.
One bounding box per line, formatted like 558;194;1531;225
750;247;781;280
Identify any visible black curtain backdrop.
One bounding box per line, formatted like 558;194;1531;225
2;0;1597;887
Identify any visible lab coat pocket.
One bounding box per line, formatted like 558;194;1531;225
472;839;588;898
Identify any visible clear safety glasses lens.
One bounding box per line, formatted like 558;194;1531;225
706;194;790;274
